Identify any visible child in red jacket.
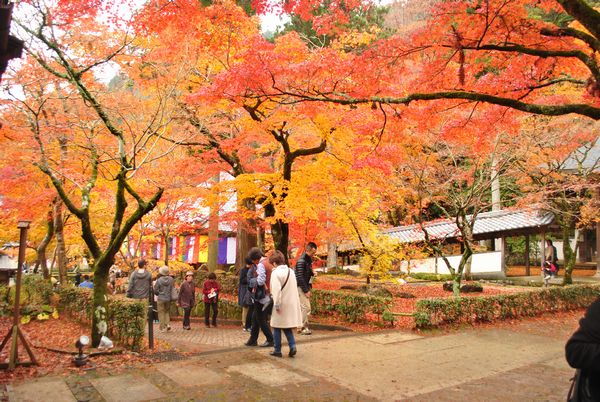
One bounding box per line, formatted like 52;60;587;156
202;272;221;328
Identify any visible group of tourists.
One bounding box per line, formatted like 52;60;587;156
121;241;318;359
238;242;317;358
125;259;222;331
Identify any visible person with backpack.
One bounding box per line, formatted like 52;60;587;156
268;250;302;358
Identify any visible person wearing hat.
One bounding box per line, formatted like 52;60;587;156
153;265;174;331
178;271;196;330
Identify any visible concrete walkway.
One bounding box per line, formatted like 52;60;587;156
8;317;579;401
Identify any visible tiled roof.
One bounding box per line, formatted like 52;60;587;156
382;208;554;244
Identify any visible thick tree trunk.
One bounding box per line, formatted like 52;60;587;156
264;202;289;261
53;201;68;285
327;242;337;269
163;227;170;266
36;208;55;280
236;198;257;269
208;203;219;272
91;259;111;347
562;219;577;285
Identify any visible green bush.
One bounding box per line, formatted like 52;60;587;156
311;289;392;323
192;272;239;297
59;288;146;350
22;275;54;305
414;284;600;328
410;273;454;281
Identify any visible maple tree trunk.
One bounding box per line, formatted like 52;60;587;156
264;202;290;261
236;197;257;268
562;219;577;285
452;246;472;296
36;208;55;280
163;227;170;266
91;259;111;346
53;201;68;285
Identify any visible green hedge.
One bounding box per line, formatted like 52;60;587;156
59;287;146;350
311;289;392;323
410;273;454;282
191;272;239;297
0;277;55;318
414;284;600;328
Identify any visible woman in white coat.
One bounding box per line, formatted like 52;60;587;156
268;250;303;358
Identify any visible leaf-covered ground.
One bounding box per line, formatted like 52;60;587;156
0;317;160;384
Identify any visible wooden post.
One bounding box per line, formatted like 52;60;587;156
525;234;531;276
500;236;506;276
0;221;37;370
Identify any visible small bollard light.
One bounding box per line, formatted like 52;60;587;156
73;335;90;367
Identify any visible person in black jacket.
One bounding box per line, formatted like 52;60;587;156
238;257;253;331
295;242;317;335
565;297;600;400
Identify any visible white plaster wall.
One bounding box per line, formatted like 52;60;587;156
402;251;503;274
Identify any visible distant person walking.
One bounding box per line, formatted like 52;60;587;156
127;259;151;299
295;242;317;335
153;266;174;331
565;297;600;400
178;271;196;330
238;257;254;331
269;250;302;358
202;272;221;328
544;239;559;277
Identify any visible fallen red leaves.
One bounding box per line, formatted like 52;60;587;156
0;316;160;384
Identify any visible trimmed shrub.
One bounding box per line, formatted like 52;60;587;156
311;289;392;323
414;284;600;328
410;273;454;282
442;281;483;293
59;287;146;350
192;272;239;297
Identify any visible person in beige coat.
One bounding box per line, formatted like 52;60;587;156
269;250;303;358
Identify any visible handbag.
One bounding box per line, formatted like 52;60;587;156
567;369;595;402
264;269;291;312
170;285;179;302
242;290;254;306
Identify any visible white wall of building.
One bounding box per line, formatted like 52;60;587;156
401;251;503;275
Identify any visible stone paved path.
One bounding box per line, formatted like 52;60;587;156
152;321;341;353
8;315;580;401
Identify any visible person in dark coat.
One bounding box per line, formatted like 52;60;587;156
295;242;317;335
238;257;253;331
244;247;274;347
565;297;600;399
202;272;221;328
178;271;196;330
